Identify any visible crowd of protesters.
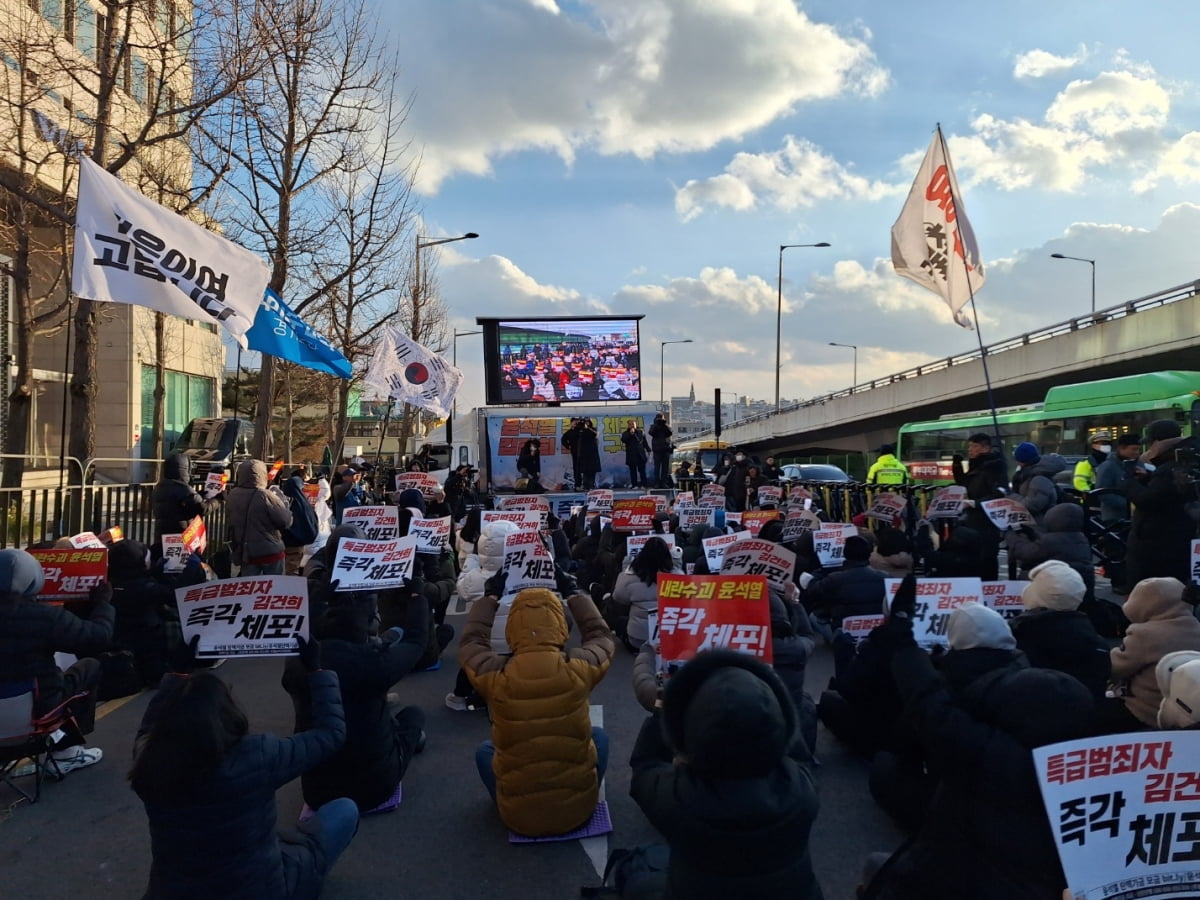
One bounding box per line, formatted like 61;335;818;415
3;414;1200;899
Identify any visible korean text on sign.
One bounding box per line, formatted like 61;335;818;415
656;573;772;670
702;531;750;571
29;548;109;603
501;530;556;596
331;537;417;592
926;485;967;518
721;539;797;588
341;505;401;541
813;524;857;567
741;510;782;537
884;577;983;647
409;516;451;555
176;575;309;658
586;489;614;515
981;498;1034;531
612;499;657;533
1034;732;1200;900
481;509;542;532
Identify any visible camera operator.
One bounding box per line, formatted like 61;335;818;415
1121;419;1200;586
445;464;478;520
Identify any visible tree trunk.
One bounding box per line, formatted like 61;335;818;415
67;298;98;485
253;353;275;460
283;365;293;462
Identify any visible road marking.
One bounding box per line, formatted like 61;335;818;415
95;691;144;721
581;704;608;879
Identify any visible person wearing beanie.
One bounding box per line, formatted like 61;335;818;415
0;548;114;773
630;649;823;900
1104;578;1200;731
1156;652;1200;729
804;535;887;643
395;487;427;517
1010;442;1067;525
1009;560;1111;700
1121;419;1196;585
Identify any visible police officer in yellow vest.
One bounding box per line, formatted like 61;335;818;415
1072;431;1112;492
867;443;909;485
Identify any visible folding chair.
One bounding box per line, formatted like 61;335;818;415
0;680;88;805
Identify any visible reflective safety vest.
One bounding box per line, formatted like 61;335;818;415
1073;458;1096;492
867;454;909;485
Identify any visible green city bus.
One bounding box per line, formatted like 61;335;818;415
897;370;1200;484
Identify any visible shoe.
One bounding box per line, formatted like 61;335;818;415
51;746;103;775
445;692;468;712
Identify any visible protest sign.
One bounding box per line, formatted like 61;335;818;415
926;485;967;518
698;496;725;510
788;485;813;505
331;536;417;591
756;485;783;508
204;471;227;499
813;524;858;567
701;483;726;500
865;492;907;523
68;532;106;549
303;482;321;508
673;493;696;509
884;577;984;646
395;471;442;498
1034;732;1200;900
612;498;657;533
981;580;1028;620
981;497;1035;531
725;511;743;527
782;509;822;542
341;505;401;541
627;533;676;557
181;515;207;553
586;489;614;515
702;531;750;571
497;494;551;515
741;510;782;537
1190;539;1199;586
641;494;669;514
161;534;188;572
481;509;543;532
720;539;796;588
177;575;309;658
409;515;452;554
501;530;556;595
842;613;886;643
678;506;714;530
99;526;123;545
656;573;772;669
29;548;108;603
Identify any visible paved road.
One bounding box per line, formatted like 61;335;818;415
1;609;908;900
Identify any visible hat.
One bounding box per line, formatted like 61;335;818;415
0;549;45;597
1146;419;1183;442
1089;431;1112;444
1013;442;1040;465
396;488;426;516
843;535;872;562
1116;433;1142;447
1021;559;1085;611
947;602;1017;651
341;467;357;476
1158;655;1200;729
877;443;896;455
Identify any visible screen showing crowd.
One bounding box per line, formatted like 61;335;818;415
492;318;642;404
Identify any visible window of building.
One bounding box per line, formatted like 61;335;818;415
131;53;147;106
40;0;64;29
75;2;97;62
140;366;217;456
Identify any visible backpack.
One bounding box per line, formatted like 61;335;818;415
581;844;670;899
282;487;319;547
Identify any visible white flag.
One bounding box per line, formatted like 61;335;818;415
72;158;268;346
891;128;985;329
362;325;463;419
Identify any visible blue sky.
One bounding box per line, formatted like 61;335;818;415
356;0;1200;412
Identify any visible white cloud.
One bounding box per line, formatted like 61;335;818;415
400;0;888;192
615;266;778;315
1134;132;1200;191
674;136;901;220
1013;48;1083;80
1045;70;1170;136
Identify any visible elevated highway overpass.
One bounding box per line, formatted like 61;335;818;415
706;279;1200;457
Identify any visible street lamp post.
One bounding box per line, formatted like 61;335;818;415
1050;253;1096;314
828;342;858;391
660;339;693;409
776;242;831;411
415;232;479;304
447;329;483;448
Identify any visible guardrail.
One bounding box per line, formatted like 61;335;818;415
691;277;1200;438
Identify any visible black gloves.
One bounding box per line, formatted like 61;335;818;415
890;574;917;619
484;569;508;599
555;566;580;598
295;635;322;672
873;574;916;651
89;581;114;606
169;634;200;674
404;573;426;598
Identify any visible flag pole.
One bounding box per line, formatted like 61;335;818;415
935;124;1003;451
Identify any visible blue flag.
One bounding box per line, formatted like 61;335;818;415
245;288;353;378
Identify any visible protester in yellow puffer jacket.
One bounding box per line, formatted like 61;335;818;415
459;568;614;837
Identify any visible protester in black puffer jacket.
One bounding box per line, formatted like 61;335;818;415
769;588;819;754
152;454;211;543
631;649;824;900
862;576;1094;900
1005;502;1094;597
108;539;180;686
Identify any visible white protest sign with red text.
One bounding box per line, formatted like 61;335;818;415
341;505;401;541
586;489;614;515
981;498;1035;531
481;509;542;532
884;577;983;646
720;539;796;589
501;530;556;596
813;524;858;567
926;485;967;518
702;531;750;571
177;575;309;658
409;516;451;555
982;580;1027;620
331;536;417;591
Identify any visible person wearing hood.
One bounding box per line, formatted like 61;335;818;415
108;539;181;687
951;432;1008;580
1122;418;1197;585
860;576;1094;900
869;526;914;578
458;567;615;837
152;453;217;548
1155;651;1200;729
1005;501;1094;592
629;649;823;900
0;548;113;774
227;459;293;576
280;468;319;576
768;583;819;754
1009;442;1067;524
1008;561;1111;700
1103;577;1200;731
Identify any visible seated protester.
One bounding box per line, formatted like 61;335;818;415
396;495;457;635
804;536;886;642
1009;442;1068;525
1101;578;1200;733
611;536;680;651
1156;651;1200;729
593;524;629;598
870;602;1028;835
108;539;181;688
130;637;357;900
543;514;572;565
282;587;428;812
305;524;379;632
459;568;614;837
629;649;823;900
869;526;914;578
1005;502;1095;598
769;582;819;755
0;549;113;773
923;524;991;578
1008;560;1111;700
860;576;1095;900
570;514;604;589
678;522;710;574
453;507;483;573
